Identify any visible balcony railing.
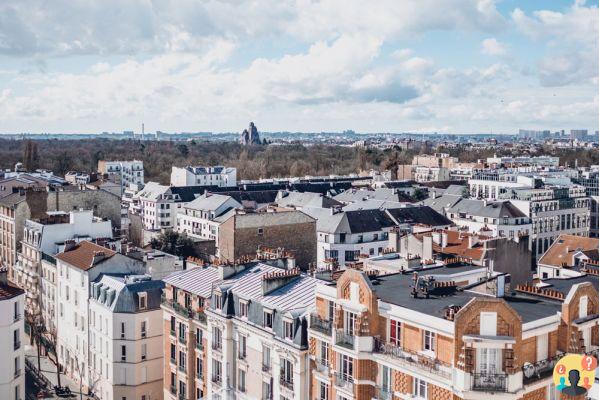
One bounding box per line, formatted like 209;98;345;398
334;372;354;393
522;355;561;384
178;335;186;344
178;365;186;373
195;341;203;351
170;357;176;365
170;385;177;395
314;358;330;374
262;363;271;373
279;375;294;391
335;329;355;349
212;341;222;351
211;375;222;384
376;386;392;400
472;373;508;392
178;393;187;400
195;311;207;324
310;314;332;335
373;338;451;379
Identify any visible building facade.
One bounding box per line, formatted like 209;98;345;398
0;283;24;400
170;166;237;188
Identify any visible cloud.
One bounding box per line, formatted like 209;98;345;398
0;0;505;57
481;38;507;56
512;2;599;86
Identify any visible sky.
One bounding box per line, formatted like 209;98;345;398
1;0;599;134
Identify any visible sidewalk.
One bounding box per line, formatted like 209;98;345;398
24;342;79;398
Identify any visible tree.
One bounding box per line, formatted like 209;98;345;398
150;231;195;258
73;354;100;400
44;327;63;388
177;144;189;157
25;307;45;372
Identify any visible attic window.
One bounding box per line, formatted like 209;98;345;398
139;293;147;310
283;319;294;340
257;228;264;236
263;310;273;329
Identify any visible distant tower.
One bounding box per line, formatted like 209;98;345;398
141;122;145;141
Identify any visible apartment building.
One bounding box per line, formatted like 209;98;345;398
176;193;241;242
14;210;112;323
412;153;458;169
508;186;590;259
537;234;599;280
486;156;560;169
0;186;121;281
425;195;532;239
89;274;165;400
308;266;599;400
170;166;237;187
98;160;145;193
468;172;534;200
161;259;315;400
217;209;317;269
316;209;395;269
574;170;599;238
0;283;24;400
55;241;145;390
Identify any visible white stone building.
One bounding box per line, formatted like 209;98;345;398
0;282;24;400
15;210;113;329
176;193;241;242
170;166;237;187
98;160;144;194
89;274;164;400
54;241;145;390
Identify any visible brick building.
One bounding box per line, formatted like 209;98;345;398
308;266;599;400
217;209;316;269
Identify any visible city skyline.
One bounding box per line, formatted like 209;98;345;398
1;1;599;134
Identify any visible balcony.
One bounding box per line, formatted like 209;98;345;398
195;341;203;351
212;342;222;351
178;393;187;400
373;338;451;379
170;357;176;365
376;387;392;400
178;365;186;373
314;358;329;374
195;311;207;324
472;373;508;392
334;372;354;393
178;335;186;344
310;314;332;336
279;375;294;391
211;375;222;385
522;355;560;384
335;329;355;349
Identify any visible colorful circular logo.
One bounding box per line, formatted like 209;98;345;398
553;353;597;396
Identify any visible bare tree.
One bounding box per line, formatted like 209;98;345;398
72;354;101;400
25;306;45;372
43;327;62;388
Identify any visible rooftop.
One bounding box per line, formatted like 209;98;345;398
55;241;117;270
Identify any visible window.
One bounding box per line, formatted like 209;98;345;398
213;293;222;309
280;358;293;384
141;344;147;361
212;327;222;349
413;378;427;399
238;335;247;359
13;302;19;321
14;356;20;377
196;328;203;347
141;321;147;338
478;348;499;374
139;293;147;310
121;345;126;362
257;228;264;236
212;359;222;382
196;357;203;378
13;329;20;350
170;344;176;362
170;316;176;333
239;301;248;318
238;369;246;392
262;381;272;400
262;346;271;369
263;310;273;328
319;382;329;400
389;319;401;346
344;250;359;262
179;323;186;342
284;320;294;340
179;381;186;398
179;351;186;369
344;311;356;336
120;322;125;339
319;341;329;366
381;365;391;393
423;330;435;352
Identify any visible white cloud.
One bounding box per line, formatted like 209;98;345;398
481;38;507;56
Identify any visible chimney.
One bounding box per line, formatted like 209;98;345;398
64;239;77;252
468;235;479;249
441;232;448;249
92;251;107;265
261;268;301;295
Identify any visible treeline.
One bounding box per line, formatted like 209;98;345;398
0;139;416;183
1;138;597;184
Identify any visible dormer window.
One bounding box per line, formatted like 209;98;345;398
139;293;147;310
284;320;294;340
213;293;223;310
239;300;248;318
263;310;273;329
